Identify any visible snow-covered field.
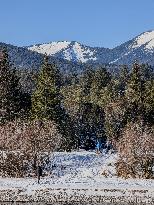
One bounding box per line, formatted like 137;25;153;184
0;150;153;203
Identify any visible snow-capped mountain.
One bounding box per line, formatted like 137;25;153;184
110;30;154;65
0;30;154;74
28;30;154;65
29;41;70;56
28;41;101;63
131;30;154;51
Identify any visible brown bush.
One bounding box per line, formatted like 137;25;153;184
0;120;62;177
116;122;154;179
0;152;26;177
0;120;62;151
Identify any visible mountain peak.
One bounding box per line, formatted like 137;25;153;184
28;41;71;55
28;40;98;63
132;30;154;50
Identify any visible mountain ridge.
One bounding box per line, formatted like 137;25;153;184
0;30;154;74
28;30;154;65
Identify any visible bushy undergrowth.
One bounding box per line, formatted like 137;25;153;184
0;120;62;177
116;122;154;179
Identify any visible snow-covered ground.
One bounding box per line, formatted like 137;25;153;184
0;150;153;203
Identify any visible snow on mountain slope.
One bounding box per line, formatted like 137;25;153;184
110;30;154;65
131;30;154;51
64;42;96;63
28;41;97;63
28;41;71;55
63;42;97;63
27;30;154;66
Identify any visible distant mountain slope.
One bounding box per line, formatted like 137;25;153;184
28;30;154;65
28;41;110;63
0;42;85;74
0;30;154;75
110;30;154;65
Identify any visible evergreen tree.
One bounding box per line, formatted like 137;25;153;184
74;101;105;150
104;99;127;142
99;66;129;143
31;55;62;121
31;55;75;150
0;48;21;123
80;66;95;103
140;64;154;81
118;65;129;96
143;79;154;124
90;67;111;104
126;62;145;121
76;67;110;149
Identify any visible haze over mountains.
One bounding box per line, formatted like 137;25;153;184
0;30;154;72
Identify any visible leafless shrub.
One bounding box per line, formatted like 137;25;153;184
116;122;154;179
0;120;62;177
0;151;26;177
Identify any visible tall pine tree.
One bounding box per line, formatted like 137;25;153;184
31;55;75;150
31;55;62;121
126;62;145;121
0;48;21;123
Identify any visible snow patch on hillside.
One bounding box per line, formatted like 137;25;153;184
132;31;154;50
28;41;70;55
28;41;97;63
146;38;154;50
64;42;97;63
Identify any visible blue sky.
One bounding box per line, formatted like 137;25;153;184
0;0;154;48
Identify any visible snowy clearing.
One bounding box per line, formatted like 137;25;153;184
0;150;153;203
